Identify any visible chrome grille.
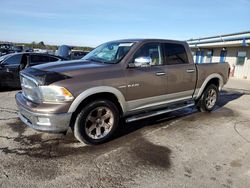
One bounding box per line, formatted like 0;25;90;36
20;74;41;103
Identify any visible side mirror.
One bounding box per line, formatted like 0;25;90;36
129;56;152;68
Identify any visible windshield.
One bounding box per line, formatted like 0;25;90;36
82;42;134;64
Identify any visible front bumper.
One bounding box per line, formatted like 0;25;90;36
16;92;72;133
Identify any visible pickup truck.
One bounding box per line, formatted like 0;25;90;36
15;39;230;145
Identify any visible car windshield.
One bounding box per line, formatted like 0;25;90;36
82;42;134;64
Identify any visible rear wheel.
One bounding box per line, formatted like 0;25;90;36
74;99;119;145
196;84;219;112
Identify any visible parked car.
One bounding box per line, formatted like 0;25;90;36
70;50;89;60
0;52;65;88
0;43;15;56
56;45;89;60
16;39;230;145
14;45;24;53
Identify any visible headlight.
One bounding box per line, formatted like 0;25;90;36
39;86;74;103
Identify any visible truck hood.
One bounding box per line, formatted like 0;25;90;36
22;60;111;85
33;59;110;74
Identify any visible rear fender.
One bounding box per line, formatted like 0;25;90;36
194;73;223;99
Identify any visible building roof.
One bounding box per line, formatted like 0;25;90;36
187;31;250;48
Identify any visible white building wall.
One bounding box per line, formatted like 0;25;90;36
212;49;221;63
227;47;250;79
192;46;250;80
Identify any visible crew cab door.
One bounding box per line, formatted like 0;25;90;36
162;42;197;100
125;42;167;112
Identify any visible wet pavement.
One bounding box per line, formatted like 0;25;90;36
0;88;249;188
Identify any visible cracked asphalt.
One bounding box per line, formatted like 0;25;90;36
0;87;250;188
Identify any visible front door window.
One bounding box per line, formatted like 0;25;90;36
133;43;163;66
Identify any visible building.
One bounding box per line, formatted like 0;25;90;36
187;31;250;80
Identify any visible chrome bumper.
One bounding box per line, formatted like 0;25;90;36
16;93;72;133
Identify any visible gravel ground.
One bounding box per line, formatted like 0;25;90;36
0;87;249;188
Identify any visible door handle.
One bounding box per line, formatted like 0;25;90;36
186;69;195;73
155;72;166;76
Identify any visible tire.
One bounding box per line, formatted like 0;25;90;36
74;99;120;145
196;84;219;112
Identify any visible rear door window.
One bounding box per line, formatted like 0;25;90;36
163;43;188;65
30;55;50;64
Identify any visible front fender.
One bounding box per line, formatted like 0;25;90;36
68;86;127;113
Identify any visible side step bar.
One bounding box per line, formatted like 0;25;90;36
126;103;195;123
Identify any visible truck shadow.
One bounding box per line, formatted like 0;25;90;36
116;89;245;138
216;89;247;109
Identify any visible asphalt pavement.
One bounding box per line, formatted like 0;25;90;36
0;78;250;188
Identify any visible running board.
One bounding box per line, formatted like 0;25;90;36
126;103;195;123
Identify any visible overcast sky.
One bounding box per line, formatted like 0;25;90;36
0;0;250;47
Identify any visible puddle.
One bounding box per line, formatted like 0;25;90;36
130;137;171;169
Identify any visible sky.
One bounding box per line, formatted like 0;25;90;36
0;0;250;47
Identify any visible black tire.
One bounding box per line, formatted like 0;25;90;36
74;99;120;145
196;84;219;112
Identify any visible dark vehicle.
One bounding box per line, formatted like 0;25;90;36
0;52;65;88
56;45;89;60
0;43;15;56
70;50;89;60
56;45;71;59
16;39;230;145
14;45;24;53
13;45;33;53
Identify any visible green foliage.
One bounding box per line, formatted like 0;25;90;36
0;41;93;51
73;46;93;51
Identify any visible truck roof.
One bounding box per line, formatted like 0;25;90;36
109;38;186;44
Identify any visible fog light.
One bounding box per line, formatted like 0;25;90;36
37;117;51;126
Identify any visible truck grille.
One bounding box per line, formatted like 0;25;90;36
20;74;42;103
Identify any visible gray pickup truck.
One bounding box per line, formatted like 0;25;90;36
16;39;230;144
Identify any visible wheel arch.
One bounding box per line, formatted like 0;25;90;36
68;86;127;115
195;73;223;99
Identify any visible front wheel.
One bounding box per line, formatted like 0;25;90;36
196;84;219;112
74;99;119;145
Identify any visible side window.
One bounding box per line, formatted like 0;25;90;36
49;56;60;62
163;43;188;65
236;51;246;65
133;43;163;66
3;54;22;65
30;55;50;64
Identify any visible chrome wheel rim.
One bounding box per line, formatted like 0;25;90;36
205;88;217;109
85;106;114;139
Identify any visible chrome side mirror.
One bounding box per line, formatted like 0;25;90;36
132;56;152;67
